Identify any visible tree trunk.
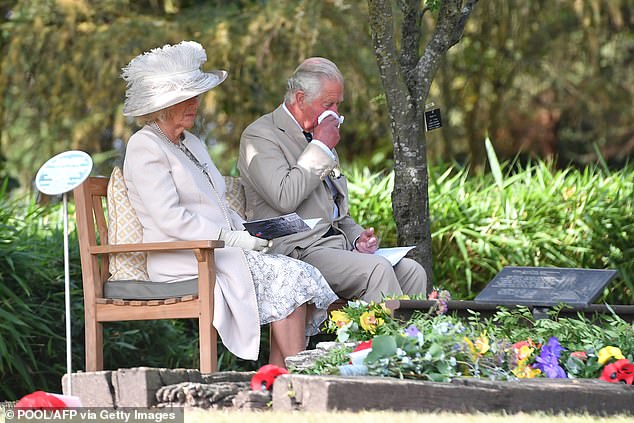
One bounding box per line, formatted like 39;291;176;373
367;0;479;287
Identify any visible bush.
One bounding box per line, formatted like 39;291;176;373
346;167;397;247
0;184;75;400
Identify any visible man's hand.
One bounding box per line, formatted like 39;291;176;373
219;228;270;252
355;227;379;254
313;115;340;149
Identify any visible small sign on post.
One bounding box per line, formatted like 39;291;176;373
35;150;93;196
35;150;92;396
474;266;617;308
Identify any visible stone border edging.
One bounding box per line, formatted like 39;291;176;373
63;367;634;415
272;374;634;415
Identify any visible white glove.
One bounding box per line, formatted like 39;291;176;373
218;228;270;252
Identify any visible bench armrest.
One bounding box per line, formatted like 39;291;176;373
90;240;225;255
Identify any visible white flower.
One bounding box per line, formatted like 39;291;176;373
348;300;365;308
434;322;450;335
337;329;350;343
416;333;425;346
349;348;372;365
336;321;353;342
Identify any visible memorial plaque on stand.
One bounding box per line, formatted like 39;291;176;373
474;266;617;307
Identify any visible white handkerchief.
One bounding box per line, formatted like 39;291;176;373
318;110;344;127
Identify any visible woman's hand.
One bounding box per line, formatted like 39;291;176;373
219;229;270;251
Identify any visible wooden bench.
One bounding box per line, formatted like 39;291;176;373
74;176;223;373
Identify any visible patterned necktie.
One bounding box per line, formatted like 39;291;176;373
303;131;313;142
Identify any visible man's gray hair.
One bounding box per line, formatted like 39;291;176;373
284;57;343;104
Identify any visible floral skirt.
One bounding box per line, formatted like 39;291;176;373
243;250;338;336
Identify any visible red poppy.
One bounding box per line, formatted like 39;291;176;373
600;359;634;384
15;391;68;409
250;364;289;391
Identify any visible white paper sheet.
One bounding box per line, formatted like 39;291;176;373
374;246;416;266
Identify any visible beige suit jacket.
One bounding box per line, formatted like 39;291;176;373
239;105;364;255
124;126;260;360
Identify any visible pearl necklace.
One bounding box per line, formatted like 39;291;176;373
149;122;232;228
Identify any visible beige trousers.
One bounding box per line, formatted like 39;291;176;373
289;235;427;303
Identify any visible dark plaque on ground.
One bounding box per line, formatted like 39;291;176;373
474;266;617;307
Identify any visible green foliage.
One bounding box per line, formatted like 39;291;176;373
0;0;632;193
435;0;634;168
0;0;384;189
425;0;441;12
345;167;397;247
0;191;76;400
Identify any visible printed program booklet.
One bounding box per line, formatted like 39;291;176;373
243;213;319;240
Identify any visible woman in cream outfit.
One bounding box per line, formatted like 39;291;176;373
120;41;337;367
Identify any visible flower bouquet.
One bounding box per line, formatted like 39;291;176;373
303;296;634;385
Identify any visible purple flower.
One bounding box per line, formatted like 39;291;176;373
438;289;451;302
543;337;565;357
404;324;422;338
533;337;567;378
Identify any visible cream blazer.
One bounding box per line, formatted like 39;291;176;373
238;105;364;255
123;126;260;360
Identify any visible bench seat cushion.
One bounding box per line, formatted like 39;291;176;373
103;278;198;300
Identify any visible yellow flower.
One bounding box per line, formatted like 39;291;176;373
512;342;535;362
330;310;351;328
513;363;541;379
597;346;625;365
360;311;384;334
464;333;490;356
519;345;534;362
474;333;490;355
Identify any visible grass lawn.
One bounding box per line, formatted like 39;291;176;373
185;410;632;422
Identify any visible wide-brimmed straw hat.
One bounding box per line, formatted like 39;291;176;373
121;41;227;117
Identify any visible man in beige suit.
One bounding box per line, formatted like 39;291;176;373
238;57;427;303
